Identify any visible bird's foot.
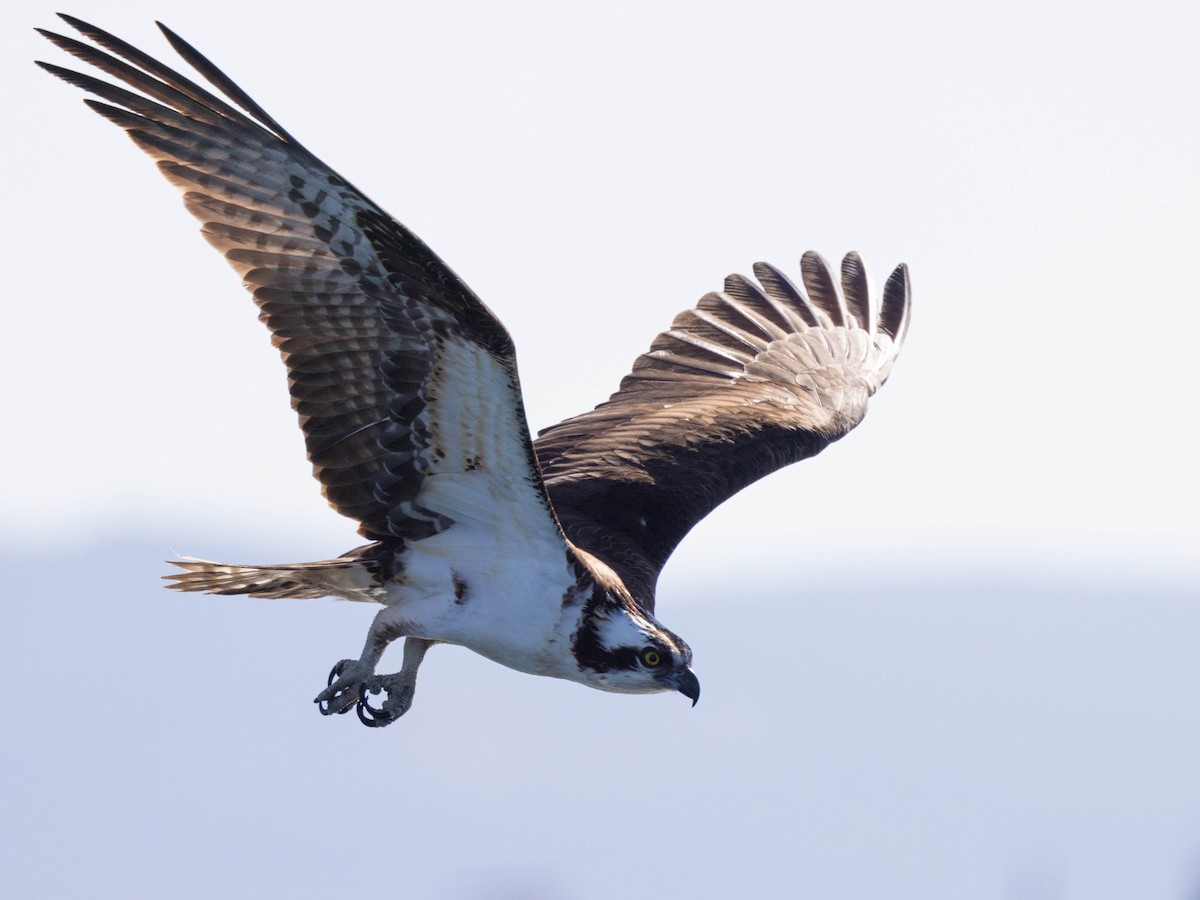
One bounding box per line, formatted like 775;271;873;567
314;659;372;716
356;672;418;728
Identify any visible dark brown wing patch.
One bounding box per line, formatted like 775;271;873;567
536;253;910;609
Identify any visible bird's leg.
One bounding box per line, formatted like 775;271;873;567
357;637;435;727
314;605;408;716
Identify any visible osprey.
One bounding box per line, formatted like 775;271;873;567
39;16;911;727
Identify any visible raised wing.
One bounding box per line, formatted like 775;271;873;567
38;16;549;543
535;252;911;607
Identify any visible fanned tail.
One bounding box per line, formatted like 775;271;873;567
164;553;385;602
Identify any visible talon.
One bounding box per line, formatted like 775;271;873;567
318;692;352;716
315;659;360;716
356;690;388;727
357;681;383;711
327;660;349;687
315;658;418;727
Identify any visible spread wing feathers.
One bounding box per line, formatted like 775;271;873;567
38;16;551;543
535;252;910;606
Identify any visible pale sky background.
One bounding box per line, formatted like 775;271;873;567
3;1;1198;898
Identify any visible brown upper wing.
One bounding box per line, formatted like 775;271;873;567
38;16;531;542
535;252;911;607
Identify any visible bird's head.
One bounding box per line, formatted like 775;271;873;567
570;590;699;705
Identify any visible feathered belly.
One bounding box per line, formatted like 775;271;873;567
382;521;582;678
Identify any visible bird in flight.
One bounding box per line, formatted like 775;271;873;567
39;15;911;727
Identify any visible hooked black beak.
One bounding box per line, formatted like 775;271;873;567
670;667;701;707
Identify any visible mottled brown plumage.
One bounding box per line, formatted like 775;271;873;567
39;16;522;545
38;17;909;615
39;16;909;724
537;255;909;606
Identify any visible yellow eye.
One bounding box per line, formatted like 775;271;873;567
641;649;663;668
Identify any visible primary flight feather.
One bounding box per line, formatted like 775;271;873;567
39;15;910;726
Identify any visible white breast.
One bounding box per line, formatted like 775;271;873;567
378;336;584;676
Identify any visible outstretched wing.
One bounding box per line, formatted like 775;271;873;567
535;252;911;607
39;16;553;544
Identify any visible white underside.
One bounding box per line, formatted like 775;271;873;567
384;525;581;678
377;339;585;679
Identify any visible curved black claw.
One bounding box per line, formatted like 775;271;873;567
327;660;349;686
356;682;397;728
317;660;354;716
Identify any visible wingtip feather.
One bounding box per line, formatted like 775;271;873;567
839;251;873;333
799;250;850;327
879;263;911;344
55;12;90;31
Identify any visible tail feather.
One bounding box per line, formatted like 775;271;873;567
164;555;382;601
